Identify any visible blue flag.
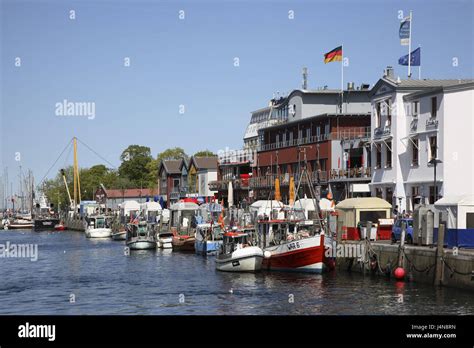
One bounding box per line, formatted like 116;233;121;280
398;47;421;66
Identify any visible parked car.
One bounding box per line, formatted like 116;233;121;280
391;218;414;244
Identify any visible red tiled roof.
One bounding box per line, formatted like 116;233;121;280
105;188;158;198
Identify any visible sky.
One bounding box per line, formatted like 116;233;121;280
1;0;473;201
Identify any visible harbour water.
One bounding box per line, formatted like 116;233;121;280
1;230;473;315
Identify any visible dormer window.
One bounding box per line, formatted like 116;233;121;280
412;101;419;117
431;97;437;118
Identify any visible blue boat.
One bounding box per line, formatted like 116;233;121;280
195;223;223;256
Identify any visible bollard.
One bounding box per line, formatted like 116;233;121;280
434;223;446;286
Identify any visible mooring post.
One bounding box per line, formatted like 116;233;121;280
398;221;406;268
434;223;446;286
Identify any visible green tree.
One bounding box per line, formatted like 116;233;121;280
118;145;153;187
193;149;216;157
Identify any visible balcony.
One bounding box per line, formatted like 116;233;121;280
426;118;438;128
374;125;391;139
249;171;328;189
258;127;371;152
329;167;372;181
208;178;250;191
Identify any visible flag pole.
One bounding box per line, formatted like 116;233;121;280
341;44;344;114
418;44;421;79
408;10;412;78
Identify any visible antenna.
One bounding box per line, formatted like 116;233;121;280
302;67;308;90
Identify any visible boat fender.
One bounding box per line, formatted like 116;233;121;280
264;251;272;259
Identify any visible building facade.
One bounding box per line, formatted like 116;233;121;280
369;67;473;212
250;86;372;202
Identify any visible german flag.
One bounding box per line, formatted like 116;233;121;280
324;46;343;64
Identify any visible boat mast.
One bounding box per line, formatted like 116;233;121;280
73;137;81;212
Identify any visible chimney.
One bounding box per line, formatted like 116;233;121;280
302;67;308;90
347;82;354;90
384;66;395;79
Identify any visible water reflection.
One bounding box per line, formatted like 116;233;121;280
0;229;473;315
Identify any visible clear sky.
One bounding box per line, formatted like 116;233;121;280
1;0;473;197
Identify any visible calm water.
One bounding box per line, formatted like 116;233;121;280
0;229;473;315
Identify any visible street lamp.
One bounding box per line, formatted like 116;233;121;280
428;158;442;203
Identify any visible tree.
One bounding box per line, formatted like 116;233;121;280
193;149;216;157
157;147;188;163
118;145;153;187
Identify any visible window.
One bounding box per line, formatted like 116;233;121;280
298;129;303;140
429;186;437;204
412;101;419;117
431;97;437;118
275;134;280;145
324;123;330;135
386;99;392;126
385;141;392;168
316;126;321;137
385;187;393;204
289;132;293;143
282;132;287;143
466;213;474;229
429;136;437;160
376;102;381;128
306;128;311;140
411;186;420;209
411;138;419;166
376;146;382;168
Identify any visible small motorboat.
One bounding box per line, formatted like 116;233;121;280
126;221;156;250
54;223;66;231
7;218;33;230
157;231;173;249
172;234;195;252
111;230;127;241
85;215;112;238
195;223;223;256
215;231;264;272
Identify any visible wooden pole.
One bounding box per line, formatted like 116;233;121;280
434;223;446;286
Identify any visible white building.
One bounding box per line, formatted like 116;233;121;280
369;67;473;212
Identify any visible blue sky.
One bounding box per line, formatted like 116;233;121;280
1;0;473;195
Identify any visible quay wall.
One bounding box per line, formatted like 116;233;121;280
335;241;474;291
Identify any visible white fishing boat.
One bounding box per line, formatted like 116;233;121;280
216;231;264;272
156;231;173;249
85;215;112;238
126;221;156;250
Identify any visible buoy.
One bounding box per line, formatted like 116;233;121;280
394;267;405;280
264;251;272;259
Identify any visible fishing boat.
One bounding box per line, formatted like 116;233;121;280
255;154;335;274
195;223;223;256
257;218;333;273
216;230;264;272
126;221;156;250
170;201;199;252
156;231;173;249
85;215;112;238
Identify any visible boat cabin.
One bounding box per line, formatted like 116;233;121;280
86;216;108;229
